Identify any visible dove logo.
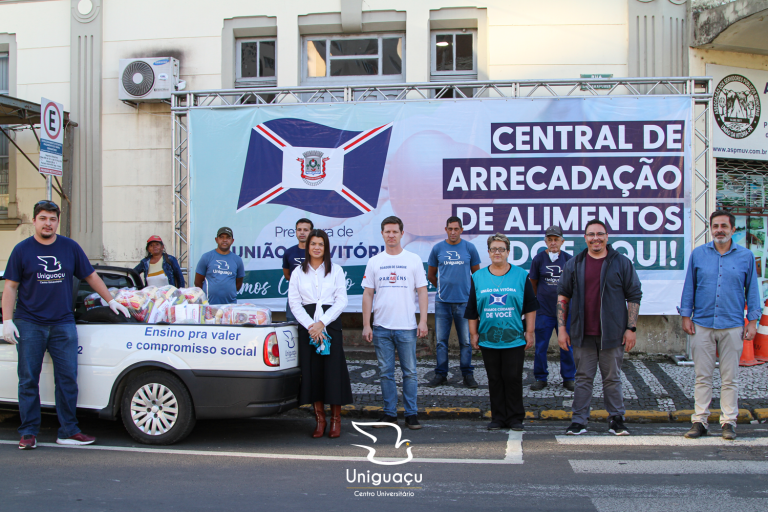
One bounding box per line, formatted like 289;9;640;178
446;251;460;260
545;266;562;278
282;330;296;349
37;256;66;280
350;422;414;466
38;256;62;272
216;260;230;270
489;293;507;306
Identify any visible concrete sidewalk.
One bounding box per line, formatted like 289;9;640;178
327;355;768;423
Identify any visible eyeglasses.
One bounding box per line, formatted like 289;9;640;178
488;247;508;254
35;200;59;209
585;232;607;239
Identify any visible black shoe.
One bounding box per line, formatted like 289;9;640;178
563;380;575;392
530;380;547;391
722;423;736;441
405;415;422;430
683;422;708;439
427;374;448;387
372;415;398;428
487;420;504;431
507;422;524;431
463;375;479;388
565;422;587;435
608;415;630;436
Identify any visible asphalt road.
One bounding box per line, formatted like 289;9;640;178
2;410;768;511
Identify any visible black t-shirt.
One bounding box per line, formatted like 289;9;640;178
282;245;306;275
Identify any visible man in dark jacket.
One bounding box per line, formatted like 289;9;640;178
556;219;642;436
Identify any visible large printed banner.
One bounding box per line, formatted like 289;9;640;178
188;97;692;315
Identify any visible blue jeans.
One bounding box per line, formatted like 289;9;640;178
372;326;418;417
285;298;296;322
15;319;81;438
533;314;576;382
434;301;473;377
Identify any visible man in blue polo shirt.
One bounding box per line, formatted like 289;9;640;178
427;216;481;388
528;225;575;391
680;210;760;441
2;200;129;450
195;227;245;304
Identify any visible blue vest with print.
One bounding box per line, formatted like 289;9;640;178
472;266;529;349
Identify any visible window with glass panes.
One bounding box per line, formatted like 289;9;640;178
236;39;276;87
431;31;476;79
303;34;403;84
0;51;9;216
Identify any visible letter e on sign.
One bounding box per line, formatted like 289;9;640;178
43;101;62;142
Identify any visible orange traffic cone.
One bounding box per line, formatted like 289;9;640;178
754;300;768;362
740;321;763;366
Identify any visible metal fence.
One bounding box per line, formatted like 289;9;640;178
171;77;713;275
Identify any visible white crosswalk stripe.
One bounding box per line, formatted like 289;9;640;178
556;435;768;447
571;460;768;474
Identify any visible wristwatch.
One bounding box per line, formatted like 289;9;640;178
627;326;637;332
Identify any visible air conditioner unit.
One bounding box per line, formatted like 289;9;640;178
118;57;185;102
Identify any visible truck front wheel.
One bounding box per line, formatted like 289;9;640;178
120;370;196;445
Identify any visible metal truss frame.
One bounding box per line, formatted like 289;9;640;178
171;77;713;277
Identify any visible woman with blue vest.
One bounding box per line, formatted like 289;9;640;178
134;235;186;288
465;233;539;431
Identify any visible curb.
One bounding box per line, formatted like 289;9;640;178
299;405;764;423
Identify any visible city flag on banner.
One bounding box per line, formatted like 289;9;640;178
237;118;393;218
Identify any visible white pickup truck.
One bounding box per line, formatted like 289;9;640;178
0;266;300;445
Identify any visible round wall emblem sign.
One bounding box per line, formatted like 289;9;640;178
713;74;761;140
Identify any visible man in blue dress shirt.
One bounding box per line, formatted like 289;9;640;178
680;210;760;441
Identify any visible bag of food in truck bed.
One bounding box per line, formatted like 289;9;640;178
114;289;153;322
145;285;185;323
84;292;108;310
178;287;208;305
219;304;271;325
203;305;225;324
166;304;204;324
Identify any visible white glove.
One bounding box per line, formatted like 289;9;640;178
3;320;19;344
109;299;131;318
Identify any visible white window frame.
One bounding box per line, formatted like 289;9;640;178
301;33;405;86
430;30;477;79
235;37;277;87
0;52;9;95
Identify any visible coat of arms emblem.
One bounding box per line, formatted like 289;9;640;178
297;150;330;186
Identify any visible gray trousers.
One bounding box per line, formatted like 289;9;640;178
572;335;625;425
690;325;742;427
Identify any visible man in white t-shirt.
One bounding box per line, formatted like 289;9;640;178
362;216;428;430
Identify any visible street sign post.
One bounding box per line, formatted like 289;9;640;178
39;97;64;200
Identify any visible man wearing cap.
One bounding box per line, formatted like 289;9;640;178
528;225;576;392
194;227;245;304
3;200;130;450
680;210;760;441
134;236;185;288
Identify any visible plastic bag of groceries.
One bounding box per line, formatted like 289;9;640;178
203;305;225;324
178;287;208;305
220;304;271;326
115;289;153;322
154;285;185;307
84;292;108;310
144;285;184;323
113;288;138;308
166;304;204;324
107;287;121;299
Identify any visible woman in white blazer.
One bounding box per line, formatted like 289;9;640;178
288;229;352;438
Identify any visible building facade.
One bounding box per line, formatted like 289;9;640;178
1;0;766;353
